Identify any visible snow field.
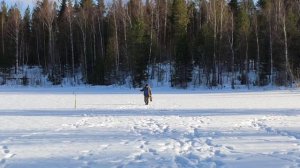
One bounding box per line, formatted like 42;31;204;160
0;88;299;167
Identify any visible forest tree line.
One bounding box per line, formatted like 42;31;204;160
0;0;300;88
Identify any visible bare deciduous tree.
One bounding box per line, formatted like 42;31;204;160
38;0;56;71
7;6;21;74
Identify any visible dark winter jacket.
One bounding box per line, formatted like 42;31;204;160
140;86;152;97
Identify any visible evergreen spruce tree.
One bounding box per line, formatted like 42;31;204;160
105;6;119;85
127;0;149;87
22;7;32;66
92;0;107;85
171;0;192;88
237;1;251;86
57;0;69;77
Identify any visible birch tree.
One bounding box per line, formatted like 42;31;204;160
38;0;56;70
7;6;21;74
278;0;293;85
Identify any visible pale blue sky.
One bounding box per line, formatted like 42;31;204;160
5;0;37;11
6;0;36;6
5;0;259;11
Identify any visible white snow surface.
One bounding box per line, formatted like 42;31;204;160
0;86;299;168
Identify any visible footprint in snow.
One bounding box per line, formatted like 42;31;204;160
1;138;13;144
2;146;9;154
235;157;243;160
82;160;94;168
225;146;234;150
205;138;213;146
120;140;129;145
100;144;110;150
148;148;158;155
0;158;5;164
81;150;93;156
4;153;15;159
73;156;84;160
138;144;144;149
3;149;9;154
174;156;195;168
214;150;226;157
0;145;15;167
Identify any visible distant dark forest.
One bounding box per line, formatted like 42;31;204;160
0;0;300;88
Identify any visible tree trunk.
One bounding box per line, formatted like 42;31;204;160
245;34;249;88
122;10;128;69
69;16;75;82
82;32;87;82
93;24;96;65
113;6;119;76
230;12;235;88
156;2;161;83
164;0;167;47
1;16;4;57
212;0;217;86
148;2;153;79
15;28;19;74
44;39;46;69
49;27;53;71
36;31;41;66
218;0;224;86
255;15;260;86
43;24;47;69
25;37;29;65
20;37;23;69
97;16;104;58
283;14;292;85
269;15;273;86
84;36;87;81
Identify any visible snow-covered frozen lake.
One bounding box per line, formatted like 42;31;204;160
0;87;299;168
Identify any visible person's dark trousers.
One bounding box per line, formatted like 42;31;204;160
144;96;149;105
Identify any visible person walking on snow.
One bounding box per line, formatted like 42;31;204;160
140;84;152;105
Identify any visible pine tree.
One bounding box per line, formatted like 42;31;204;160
228;0;239;88
22;7;31;66
58;0;67;21
229;0;238;13
257;0;274;85
80;0;94;8
92;0;107;84
105;8;119;84
237;1;251;87
57;0;68;77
